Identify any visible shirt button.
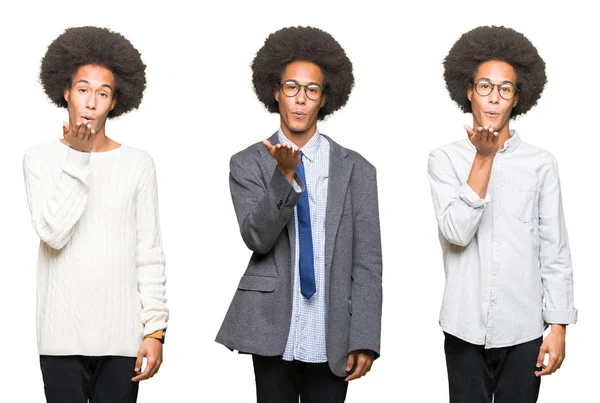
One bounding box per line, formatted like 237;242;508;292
493;272;497;277
490;302;495;308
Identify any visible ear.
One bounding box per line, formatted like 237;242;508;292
319;93;327;109
512;91;519;108
466;83;473;102
274;87;280;103
64;87;70;103
110;96;117;111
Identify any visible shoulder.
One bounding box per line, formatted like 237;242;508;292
324;135;376;175
118;145;156;170
230;140;267;165
23;140;62;161
429;138;470;158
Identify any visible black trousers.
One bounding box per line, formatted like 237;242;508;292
444;332;542;403
40;355;139;403
252;355;348;403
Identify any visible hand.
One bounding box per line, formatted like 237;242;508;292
63;120;95;152
465;125;499;158
263;140;300;182
132;337;163;381
535;324;566;377
344;349;375;381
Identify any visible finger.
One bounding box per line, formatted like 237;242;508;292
492;131;499;143
76;122;87;138
536;355;558;376
357;355;369;377
132;360;154;382
476;127;483;141
364;357;374;374
487;127;494;142
536;345;546;370
148;359;162;378
84;124;93;141
346;356;367;381
72;122;81;138
62;121;70;137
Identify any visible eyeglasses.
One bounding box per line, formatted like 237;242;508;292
279;80;324;100
472;80;518;100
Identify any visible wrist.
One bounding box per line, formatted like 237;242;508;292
550;324;567;333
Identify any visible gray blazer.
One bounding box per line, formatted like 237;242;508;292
216;133;382;377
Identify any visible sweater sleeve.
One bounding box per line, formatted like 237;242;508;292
23;147;91;250
135;159;169;335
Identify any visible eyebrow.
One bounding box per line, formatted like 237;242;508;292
283;79;323;86
75;79;114;91
477;77;515;85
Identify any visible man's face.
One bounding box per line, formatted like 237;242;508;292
467;60;518;135
64;64;117;135
274;60;326;139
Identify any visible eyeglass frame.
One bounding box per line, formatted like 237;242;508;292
471;79;519;100
279;80;325;100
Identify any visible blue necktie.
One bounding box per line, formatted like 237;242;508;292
296;151;316;299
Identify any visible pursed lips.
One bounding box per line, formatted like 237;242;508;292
291;111;307;119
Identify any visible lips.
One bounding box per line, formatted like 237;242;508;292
81;116;96;123
291;112;307;119
484;111;500;118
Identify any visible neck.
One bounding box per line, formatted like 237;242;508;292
280;125;317;149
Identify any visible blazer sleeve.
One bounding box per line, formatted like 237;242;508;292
229;151;303;254
348;164;383;357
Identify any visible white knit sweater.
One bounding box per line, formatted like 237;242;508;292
23;139;168;357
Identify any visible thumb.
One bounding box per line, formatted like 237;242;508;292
464;125;475;138
134;349;145;372
536;345;547;368
346;353;355;372
263;139;274;150
62;121;70;136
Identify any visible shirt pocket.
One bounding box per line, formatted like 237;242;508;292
511;182;537;223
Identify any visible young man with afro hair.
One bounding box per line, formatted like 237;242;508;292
216;26;382;403
23;26;168;402
428;25;577;402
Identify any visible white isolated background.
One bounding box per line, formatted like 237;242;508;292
0;0;597;401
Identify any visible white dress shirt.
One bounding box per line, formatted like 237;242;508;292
428;130;577;348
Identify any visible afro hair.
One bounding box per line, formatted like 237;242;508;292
252;26;354;120
40;26;146;118
443;25;546;118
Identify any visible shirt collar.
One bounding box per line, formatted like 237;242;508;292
502;129;522;153
277;128;322;162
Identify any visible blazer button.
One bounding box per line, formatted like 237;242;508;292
277;200;283;210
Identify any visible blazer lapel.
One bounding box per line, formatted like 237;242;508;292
323;136;353;274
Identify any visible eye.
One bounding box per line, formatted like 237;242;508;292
99;92;108;98
479;83;490;89
500;86;511;93
78;88;87;93
286;84;298;90
307;86;319;93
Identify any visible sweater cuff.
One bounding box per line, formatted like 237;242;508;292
62;147;91;178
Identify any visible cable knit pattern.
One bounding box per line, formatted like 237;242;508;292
23;139;168;357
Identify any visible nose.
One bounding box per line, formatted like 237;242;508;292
86;93;96;109
295;87;307;104
488;86;500;104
